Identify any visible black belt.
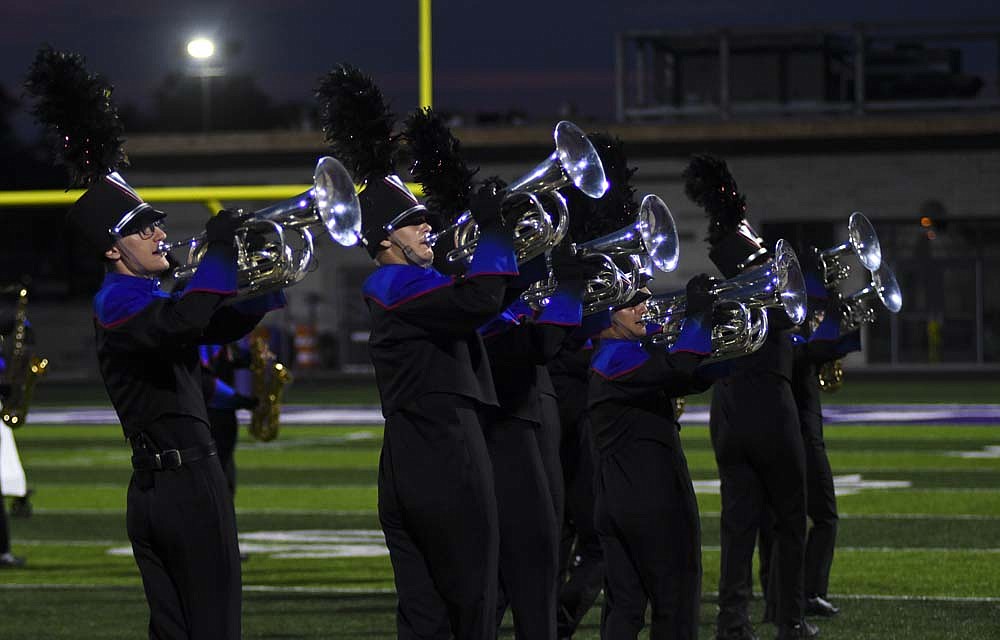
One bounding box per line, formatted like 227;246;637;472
130;442;217;471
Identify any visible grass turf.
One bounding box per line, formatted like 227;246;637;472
4;419;1000;638
31;376;1000;407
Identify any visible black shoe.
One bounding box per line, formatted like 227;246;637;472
805;595;839;617
776;619;819;639
717;622;760;640
0;552;26;568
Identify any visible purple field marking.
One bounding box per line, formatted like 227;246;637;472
25;404;1000;426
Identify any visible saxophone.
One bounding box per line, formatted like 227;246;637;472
247;335;292;442
2;287;49;428
673;397;687;419
818;360;844;393
803;307;844;394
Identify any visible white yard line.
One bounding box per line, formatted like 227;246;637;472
698;546;999;553
700;511;1000;520
16;537;1000;554
830;593;1000;603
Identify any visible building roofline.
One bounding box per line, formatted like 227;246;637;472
124;113;1000;158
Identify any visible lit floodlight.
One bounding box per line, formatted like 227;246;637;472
186;38;216;60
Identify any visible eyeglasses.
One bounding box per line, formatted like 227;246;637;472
136;220;165;240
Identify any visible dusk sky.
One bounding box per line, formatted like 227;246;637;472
2;0;997;135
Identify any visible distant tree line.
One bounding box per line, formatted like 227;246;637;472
124;72;312;133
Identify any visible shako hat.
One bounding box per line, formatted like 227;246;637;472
357;175;427;257
67;172;165;252
682;154;768;278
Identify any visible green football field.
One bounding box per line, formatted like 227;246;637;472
3;400;1000;638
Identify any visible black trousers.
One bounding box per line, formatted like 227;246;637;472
207;408;238;495
379;394;499;640
711;376;807;631
0;471;10;554
557;401;604;637
594;436;702;640
127;421;241;640
539;393;565;534
487;413;559;640
760;408;838;604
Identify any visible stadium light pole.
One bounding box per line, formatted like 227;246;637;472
419;0;432;109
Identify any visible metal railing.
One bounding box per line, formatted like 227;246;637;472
616;20;1000;121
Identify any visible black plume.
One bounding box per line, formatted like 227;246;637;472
316;64;398;182
566;133;637;242
682;154;747;244
23;45;127;187
403;108;478;223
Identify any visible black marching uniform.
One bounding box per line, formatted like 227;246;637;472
681;153;816;639
793;324;859;606
363;223;518;640
95;244;283;639
711;307;807;637
479;287;586;639
759;300;861;617
587;309;713;639
551;335;605;637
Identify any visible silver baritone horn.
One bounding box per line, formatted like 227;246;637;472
523;194;680;314
428;120;608;265
817;262;902;393
160;157;361;299
644;239;808;360
817;212;882;287
839;262;902;332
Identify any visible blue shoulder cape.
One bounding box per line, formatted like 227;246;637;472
591;339;649;380
362;265;454;310
93;273;171;328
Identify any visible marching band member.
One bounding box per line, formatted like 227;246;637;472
758;248;862;621
588;272;716;639
0;355;26;568
79;183;281;638
0;479;22;568
199;340;257;495
477;245;593;640
403;108;618;638
683;155;816;640
550;336;603;637
28;47;284;638
319;65;516;639
0;310;28;567
552;133;638;638
360;177;515;640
